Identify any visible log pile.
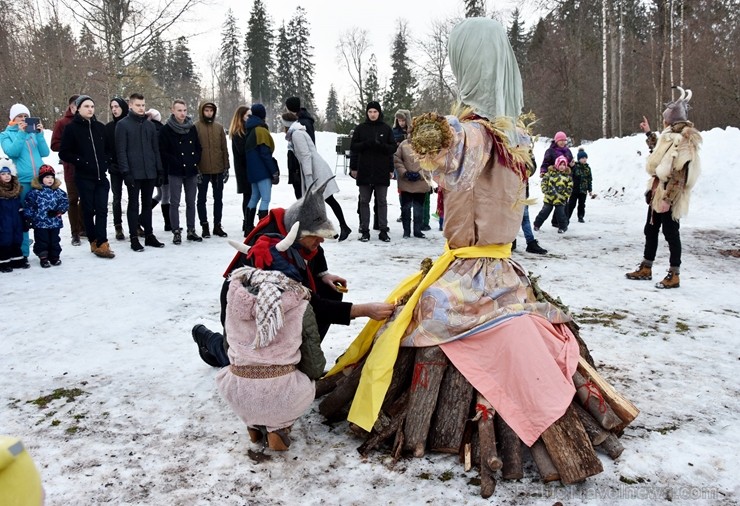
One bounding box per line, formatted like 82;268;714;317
316;321;638;498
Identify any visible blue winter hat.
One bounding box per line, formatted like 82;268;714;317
577;149;588;160
0;166;11;175
251;103;266;120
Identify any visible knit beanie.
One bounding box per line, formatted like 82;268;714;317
38;165;56;182
285;97;301;113
554;155;569;168
251;104;266;120
366;101;382;114
0;166;11;175
554;131;567;142
577;149;588;160
75;95;94;109
9;104;30;121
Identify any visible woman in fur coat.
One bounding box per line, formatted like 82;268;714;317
626;87;701;289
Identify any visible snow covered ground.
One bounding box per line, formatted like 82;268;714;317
2;125;739;505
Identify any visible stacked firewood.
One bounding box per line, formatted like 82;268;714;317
316;322;638;498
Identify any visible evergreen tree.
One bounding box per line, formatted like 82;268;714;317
363;53;380;106
325;84;339;131
244;0;276;105
275;22;297;104
464;0;486;17
287;7;316;112
168;36;200;109
384;20;416;117
219;9;242;95
507;8;528;65
141;33;169;88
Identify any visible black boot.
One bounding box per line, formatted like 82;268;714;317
191;324;226;368
161;204;171;232
213;223;228;237
201;221;211;238
244;208;257;237
258;210;268;222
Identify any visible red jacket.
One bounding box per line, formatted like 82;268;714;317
51;108;75;181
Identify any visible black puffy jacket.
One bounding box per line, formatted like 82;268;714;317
58;114;111;180
349;114;396;186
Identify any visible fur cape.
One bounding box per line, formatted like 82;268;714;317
646;122;702;220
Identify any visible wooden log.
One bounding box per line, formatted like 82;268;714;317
358;391;409;457
402;346;449;457
495;414;523;480
573;370;623;430
458;419;474;472
572;401;610;446
429;366;475;453
381;347;416;413
530;439;560;483
596;432;625;460
578;357;640;429
476;395;498;499
318;359;365;422
315;372;343;399
540;405;603;484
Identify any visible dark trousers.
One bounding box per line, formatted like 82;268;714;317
76;176;110;245
197;174;224;225
567;192;588;220
534;203;568;230
400;192;425;236
291;180;302;200
110;172;124;226
326;195;348;229
126;179;155;238
643;208;681;267
168;174;198;230
32;228;62;260
358;184;388;233
64;175;84;237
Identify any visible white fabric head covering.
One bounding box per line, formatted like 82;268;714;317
448;18;523;124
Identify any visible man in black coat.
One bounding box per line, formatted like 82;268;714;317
350;101;397;242
104;97;129;240
58;95;115;258
115;92;165;251
285;96;316;200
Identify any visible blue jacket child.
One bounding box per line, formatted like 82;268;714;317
0;166;24;272
23;165;69;267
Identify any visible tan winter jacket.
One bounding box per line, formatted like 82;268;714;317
195;102;230;174
394;140;431;194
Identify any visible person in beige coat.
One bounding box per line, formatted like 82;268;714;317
195;101;230;238
394;139;431;238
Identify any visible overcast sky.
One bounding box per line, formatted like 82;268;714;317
187;0;541;114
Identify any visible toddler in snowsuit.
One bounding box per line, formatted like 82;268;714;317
0;166;25;272
533;155;573;234
23;165;69;267
567;149;593;222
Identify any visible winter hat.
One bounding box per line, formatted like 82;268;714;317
146;108;161;123
251;103;266;120
577;149;588;160
283;179;338;240
9;104;30;121
554;131;567;142
75;95;94;109
0;166;11;175
554;155;569;168
366;101;382;114
110;97;129;120
662;86;692;125
38;165;56;181
285;97;301;113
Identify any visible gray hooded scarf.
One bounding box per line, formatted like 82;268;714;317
448;17;523;138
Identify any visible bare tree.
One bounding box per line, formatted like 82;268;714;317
412;17;458;114
336;27;371;115
59;0;202;91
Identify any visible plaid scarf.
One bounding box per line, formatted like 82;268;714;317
229;266;311;348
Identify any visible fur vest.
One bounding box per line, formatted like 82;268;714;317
646;122;701;220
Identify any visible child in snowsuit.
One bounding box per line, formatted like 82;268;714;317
567;149;593;223
23;165;69;267
533;155;573;234
0;166;25;272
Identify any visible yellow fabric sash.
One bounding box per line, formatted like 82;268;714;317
327;242;512;431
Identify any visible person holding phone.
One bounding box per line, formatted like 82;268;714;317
0;103;50;267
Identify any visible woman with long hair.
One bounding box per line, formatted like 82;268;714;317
229;105;252;236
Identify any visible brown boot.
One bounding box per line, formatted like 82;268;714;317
89;240;97;252
93;241;116;259
625;262;652;280
656;270;680;289
247;426;266;444
266;427;291;451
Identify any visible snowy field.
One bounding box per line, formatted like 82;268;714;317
2;125;739;505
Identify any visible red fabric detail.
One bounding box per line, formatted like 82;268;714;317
579;380;607;414
475;403;493;421
410;361;447;392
